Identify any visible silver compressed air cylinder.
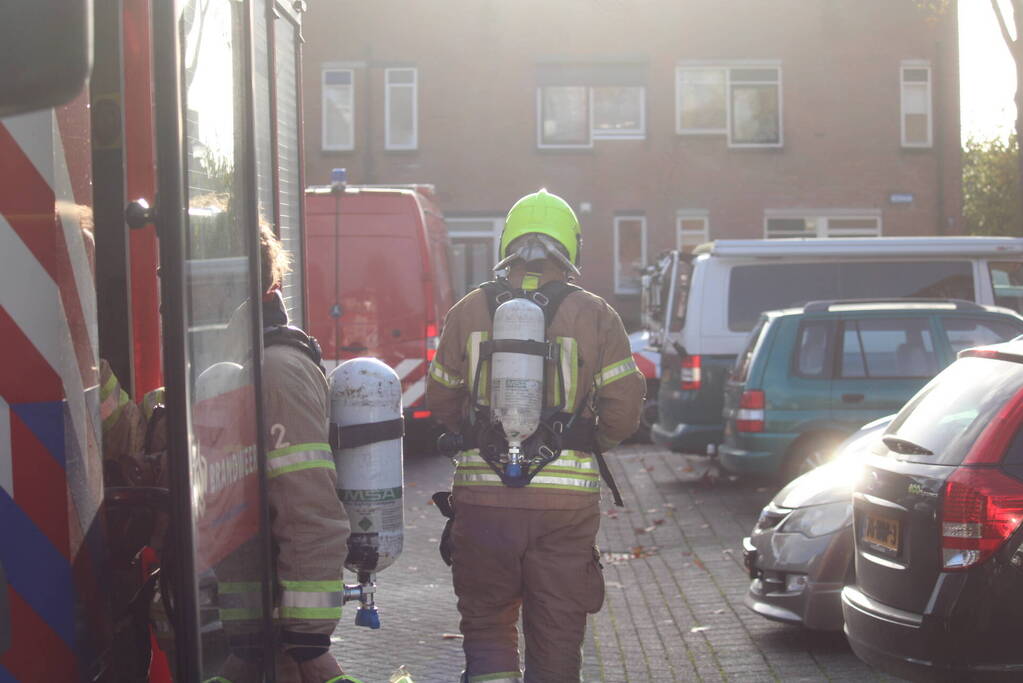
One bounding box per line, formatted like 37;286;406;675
491;297;546;455
328;357;405;576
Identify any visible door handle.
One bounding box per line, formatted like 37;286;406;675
841;393;865;404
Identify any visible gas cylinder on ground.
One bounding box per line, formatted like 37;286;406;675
490;297;545;477
328;357;405;628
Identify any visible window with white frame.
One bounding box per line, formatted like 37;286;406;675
614;216;647;294
385;67;417;150
322;68;354;151
446;217;501;299
764;213;882;239
676;211;710;253
676;63;782;147
537;85;645;147
901;61;932;148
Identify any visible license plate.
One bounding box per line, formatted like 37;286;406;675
862;512;900;554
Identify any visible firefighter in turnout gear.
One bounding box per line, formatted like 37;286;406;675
212;227;358;683
426;189;645;682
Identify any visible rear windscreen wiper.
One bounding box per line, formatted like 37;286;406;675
882;435;934;456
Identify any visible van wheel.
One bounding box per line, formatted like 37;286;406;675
782;434;843;482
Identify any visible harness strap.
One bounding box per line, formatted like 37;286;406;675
478;338;558;361
330;418;405;450
592;442;624;507
480;278;581;327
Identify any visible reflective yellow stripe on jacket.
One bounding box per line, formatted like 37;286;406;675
268;442;334;478
429;359;464;389
217;579;344;622
453;448;599;492
278;579;344;621
467;331;490;405
99;370;130;431
597;357;639;388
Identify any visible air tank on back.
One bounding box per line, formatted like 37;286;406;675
329;357;405;628
490;297;545;477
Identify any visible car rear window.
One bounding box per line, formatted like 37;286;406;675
940;316;1023;354
839;317;937;378
732;317;768;382
794;319;833;377
728;260;974;332
885;356;1023;465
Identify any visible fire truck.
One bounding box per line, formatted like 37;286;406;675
0;0;321;680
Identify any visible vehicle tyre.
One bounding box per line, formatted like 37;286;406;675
781;433;844;483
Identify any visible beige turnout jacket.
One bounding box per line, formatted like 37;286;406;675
427;272;645;510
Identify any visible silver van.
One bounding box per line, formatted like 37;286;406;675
649;237;1023;453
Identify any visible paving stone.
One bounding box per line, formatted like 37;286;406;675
329;445;886;681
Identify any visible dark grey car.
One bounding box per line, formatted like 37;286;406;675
741;416;892;630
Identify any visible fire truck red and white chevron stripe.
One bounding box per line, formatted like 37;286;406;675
0;101;102;680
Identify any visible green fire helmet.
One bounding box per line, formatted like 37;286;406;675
498;189;581;272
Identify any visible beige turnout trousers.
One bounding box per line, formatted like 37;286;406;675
451;501;605;683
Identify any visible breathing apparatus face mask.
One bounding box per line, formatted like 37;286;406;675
493;234;581;277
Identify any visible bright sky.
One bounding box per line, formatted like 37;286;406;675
959;0;1017;141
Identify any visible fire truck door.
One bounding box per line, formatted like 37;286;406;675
152;0;276;679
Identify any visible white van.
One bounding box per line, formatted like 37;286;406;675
651;237;1023;453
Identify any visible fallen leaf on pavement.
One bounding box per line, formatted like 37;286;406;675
653;519;665;526
693;557;706;570
441;633;464;640
634;527;648;535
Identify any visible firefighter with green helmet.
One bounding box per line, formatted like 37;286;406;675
427;189;645;682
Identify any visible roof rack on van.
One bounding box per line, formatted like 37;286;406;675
304;183;435;196
701;237;1023;258
803;298;985;313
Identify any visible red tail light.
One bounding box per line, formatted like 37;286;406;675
425;323;439;362
680;355;701;390
412;410;432;420
941;467;1023;570
736;390;765;433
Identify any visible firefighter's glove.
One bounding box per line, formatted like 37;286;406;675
432;490;455;567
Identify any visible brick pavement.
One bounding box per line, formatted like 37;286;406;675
330;444;891;682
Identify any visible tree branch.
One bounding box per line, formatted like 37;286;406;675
992;0;1019;57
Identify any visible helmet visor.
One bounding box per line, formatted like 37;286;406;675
493;234;581;276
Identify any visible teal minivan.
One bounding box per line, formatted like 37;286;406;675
719;299;1023;480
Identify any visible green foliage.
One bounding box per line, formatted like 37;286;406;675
912;0;952;14
963;135;1021;235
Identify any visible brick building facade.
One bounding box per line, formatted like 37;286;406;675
302;0;961;326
